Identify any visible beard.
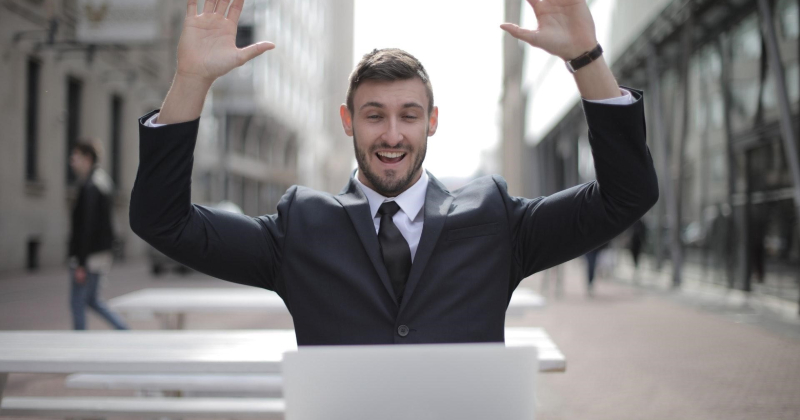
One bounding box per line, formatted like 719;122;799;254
353;129;427;197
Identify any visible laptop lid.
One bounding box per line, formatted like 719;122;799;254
283;343;538;420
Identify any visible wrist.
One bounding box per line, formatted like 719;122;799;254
572;56;622;100
158;73;212;124
563;39;599;61
174;72;214;92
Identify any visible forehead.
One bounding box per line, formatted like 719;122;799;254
353;78;429;112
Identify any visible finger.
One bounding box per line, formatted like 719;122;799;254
214;0;230;14
202;0;218;14
227;0;244;23
187;0;197;17
237;41;275;65
500;23;539;46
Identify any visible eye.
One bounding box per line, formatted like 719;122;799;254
403;115;418;120
367;115;382;120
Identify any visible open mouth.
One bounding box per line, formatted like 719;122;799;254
376;151;407;164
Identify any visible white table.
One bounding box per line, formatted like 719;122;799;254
0;328;563;417
0;327;563;385
0;330;297;418
108;288;290;329
108;287;546;329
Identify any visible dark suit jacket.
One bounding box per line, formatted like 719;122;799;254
130;89;658;346
70;168;115;267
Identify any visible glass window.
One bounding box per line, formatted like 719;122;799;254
729;14;763;132
778;0;799;40
777;0;800;105
66;77;83;184
110;95;123;185
25;58;40;182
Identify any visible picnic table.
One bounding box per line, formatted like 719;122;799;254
108;287;546;329
0;328;563;417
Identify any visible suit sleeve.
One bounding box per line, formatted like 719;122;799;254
129;110;292;291
500;88;659;279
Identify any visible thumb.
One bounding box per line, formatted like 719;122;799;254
500;23;540;47
237;41;276;66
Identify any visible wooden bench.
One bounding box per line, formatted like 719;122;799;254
1;396;284;418
65;373;283;397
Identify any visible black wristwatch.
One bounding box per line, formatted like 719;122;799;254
565;44;604;74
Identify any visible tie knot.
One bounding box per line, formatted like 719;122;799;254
378;201;401;217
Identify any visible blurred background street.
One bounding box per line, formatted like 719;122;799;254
2;0;800;418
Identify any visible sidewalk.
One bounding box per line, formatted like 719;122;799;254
514;260;800;420
610;251;800;340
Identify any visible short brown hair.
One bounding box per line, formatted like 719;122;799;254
346;48;434;115
73;140;100;165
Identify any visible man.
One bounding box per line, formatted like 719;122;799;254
68;142;129;330
131;0;658;345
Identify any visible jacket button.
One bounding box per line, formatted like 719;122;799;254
397;325;409;337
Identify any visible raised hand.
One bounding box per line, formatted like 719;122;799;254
178;0;275;84
158;0;274;124
501;0;597;61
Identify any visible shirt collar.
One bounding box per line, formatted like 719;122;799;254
355;170;428;222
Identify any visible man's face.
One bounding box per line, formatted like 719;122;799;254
340;78;438;197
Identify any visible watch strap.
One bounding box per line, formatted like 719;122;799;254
566;44;604;74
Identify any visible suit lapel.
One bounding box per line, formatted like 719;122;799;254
399;171;454;315
334;176;398;305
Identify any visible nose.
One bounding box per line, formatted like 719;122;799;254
380;116;404;146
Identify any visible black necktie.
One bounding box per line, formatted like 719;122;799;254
377;201;412;303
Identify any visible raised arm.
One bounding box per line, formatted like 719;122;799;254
130;0;284;291
158;0;275;124
499;0;658;276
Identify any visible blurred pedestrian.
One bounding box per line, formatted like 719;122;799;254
585;243;608;296
68;141;128;330
628;219;646;269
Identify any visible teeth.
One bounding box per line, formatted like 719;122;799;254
378;152;405;159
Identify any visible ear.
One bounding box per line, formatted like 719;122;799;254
340;104;353;136
427;106;439;136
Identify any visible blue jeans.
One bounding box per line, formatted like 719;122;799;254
70;269;129;330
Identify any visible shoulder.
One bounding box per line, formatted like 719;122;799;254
450;175;507;198
279;185;344;214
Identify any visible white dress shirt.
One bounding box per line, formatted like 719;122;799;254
355;170;428;262
144;89;637;262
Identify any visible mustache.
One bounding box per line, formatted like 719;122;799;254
369;142;412;153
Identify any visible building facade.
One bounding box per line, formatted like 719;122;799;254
0;0;355;274
0;0;182;273
504;0;800;312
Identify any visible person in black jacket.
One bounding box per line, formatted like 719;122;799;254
68;142;128;330
129;0;658;345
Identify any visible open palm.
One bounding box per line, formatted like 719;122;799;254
177;0;274;83
501;0;597;61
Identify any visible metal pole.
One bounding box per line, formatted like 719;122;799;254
647;46;668;271
758;0;800;248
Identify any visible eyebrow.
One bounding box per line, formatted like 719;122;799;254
359;102;425;111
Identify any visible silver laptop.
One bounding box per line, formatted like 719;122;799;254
282;343;538;420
